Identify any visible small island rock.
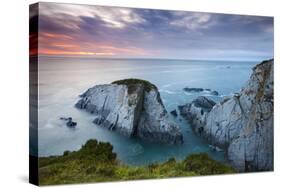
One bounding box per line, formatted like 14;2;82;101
76;79;183;145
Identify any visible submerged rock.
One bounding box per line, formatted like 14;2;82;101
75;78;183;145
179;59;274;172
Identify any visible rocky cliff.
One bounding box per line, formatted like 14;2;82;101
76;79;183;145
179;59;273;172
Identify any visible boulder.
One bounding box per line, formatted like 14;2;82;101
76;79;183;145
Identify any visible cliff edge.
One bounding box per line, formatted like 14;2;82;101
179;59;273;171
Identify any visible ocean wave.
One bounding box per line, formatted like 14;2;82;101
162;84;172;88
183;92;192;96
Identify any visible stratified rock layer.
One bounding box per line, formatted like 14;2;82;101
179;59;273;172
76;79;183;145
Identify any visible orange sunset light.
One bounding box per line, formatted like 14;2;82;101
39;48;115;56
33;31;147;56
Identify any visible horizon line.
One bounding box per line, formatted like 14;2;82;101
34;55;271;62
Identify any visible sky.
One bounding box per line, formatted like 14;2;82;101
30;2;274;61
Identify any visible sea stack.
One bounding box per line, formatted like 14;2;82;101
75;79;183;145
179;59;273;172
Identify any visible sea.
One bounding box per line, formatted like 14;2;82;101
35;56;258;166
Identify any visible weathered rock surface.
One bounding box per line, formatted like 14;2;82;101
179;59;273;172
75;79;183;145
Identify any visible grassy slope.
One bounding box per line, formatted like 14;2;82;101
39;139;235;185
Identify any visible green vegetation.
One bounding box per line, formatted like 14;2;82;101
39;139;235;185
112;78;157;94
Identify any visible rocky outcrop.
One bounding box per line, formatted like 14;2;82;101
183;87;219;96
60;117;77;127
179;59;273;172
75;79;183;145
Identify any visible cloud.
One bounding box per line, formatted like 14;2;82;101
170;12;214;31
32;2;273;60
39;3;145;29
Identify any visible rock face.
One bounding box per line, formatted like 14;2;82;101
179;59;273;172
76;79;183;145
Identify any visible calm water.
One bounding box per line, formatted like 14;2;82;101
36;57;257;166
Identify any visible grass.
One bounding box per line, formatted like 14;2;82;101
38;139;235;185
112;78;157;94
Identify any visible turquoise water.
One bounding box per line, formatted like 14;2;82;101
37;57;257;165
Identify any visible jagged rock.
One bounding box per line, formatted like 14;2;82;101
66;121;77;127
210;90;219;96
178;96;215;135
183;87;204;92
193;96;216;110
183;87;219;96
179;59;274;172
76;79;183;145
170;110;178;117
60;117;77;127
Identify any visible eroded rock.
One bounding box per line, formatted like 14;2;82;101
179;59;274;172
76;79;183;145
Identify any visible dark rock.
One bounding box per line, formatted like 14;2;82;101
93;116;105;125
210;90;219;96
66;121;77;127
193;96;216;111
60;117;72;121
60;117;77;127
183;87;219;96
170;110;178;117
183;87;204;92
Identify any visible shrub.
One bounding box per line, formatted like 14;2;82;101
38;140;235;185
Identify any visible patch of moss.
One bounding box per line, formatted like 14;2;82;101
38;139;235;185
112;78;157;94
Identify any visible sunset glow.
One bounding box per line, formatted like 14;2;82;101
29;2;274;60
